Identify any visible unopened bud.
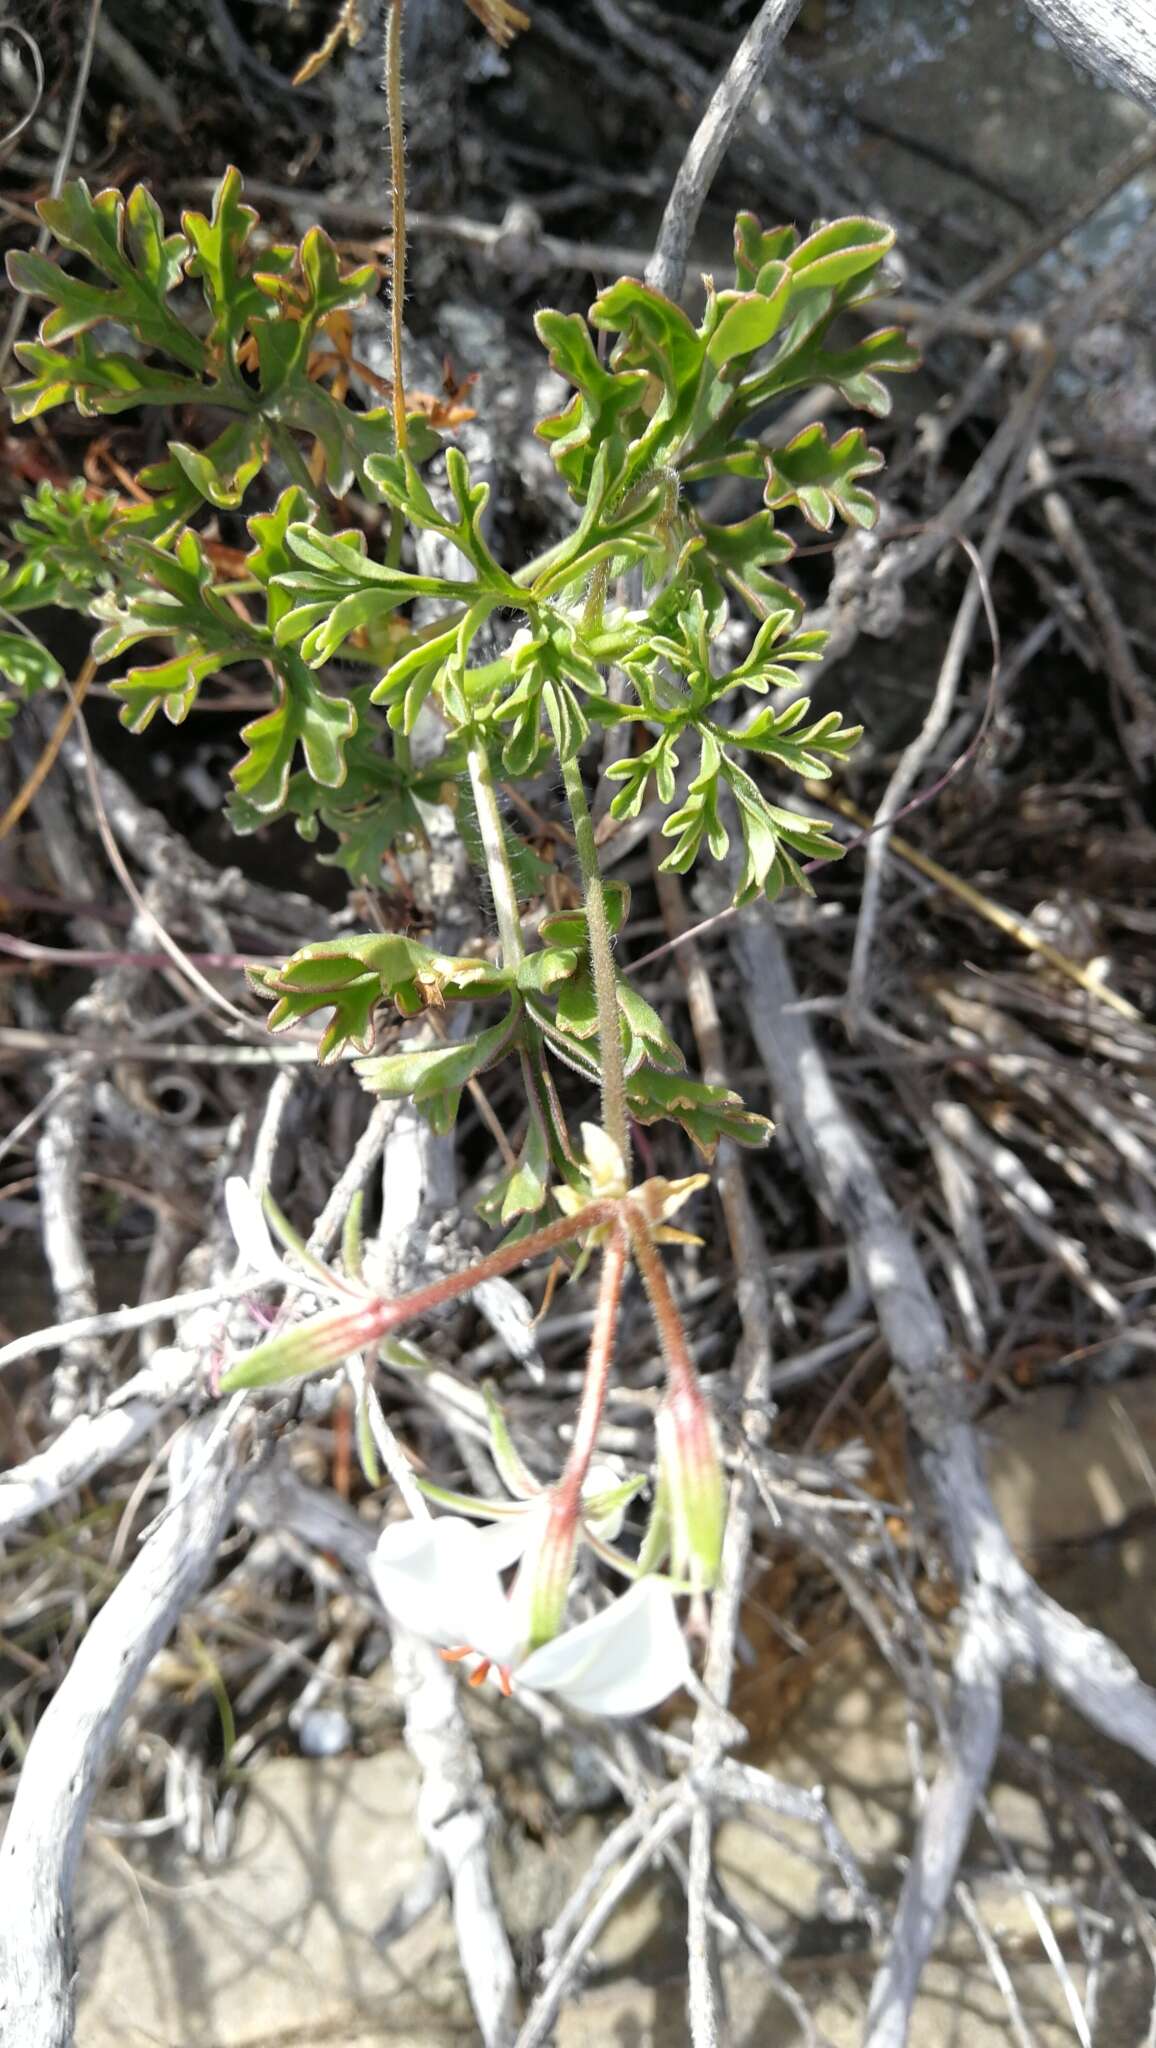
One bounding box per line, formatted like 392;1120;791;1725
219;1299;387;1394
655;1378;726;1592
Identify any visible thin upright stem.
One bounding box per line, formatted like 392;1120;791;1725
557;1223;627;1510
467;738;525;967
384;0;408;452
554;736;631;1170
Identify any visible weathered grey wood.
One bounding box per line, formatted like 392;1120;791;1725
0;1418;247;2048
1022;0;1156;116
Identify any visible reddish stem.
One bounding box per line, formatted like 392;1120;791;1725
365;1197;619;1343
625;1210;697;1402
556;1221;627;1514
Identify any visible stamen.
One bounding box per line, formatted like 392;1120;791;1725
439;1647;514;1698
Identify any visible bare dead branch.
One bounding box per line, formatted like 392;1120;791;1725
0;1415;248;2047
1019;0;1156;116
646;0;806;300
863;1597;1008;2048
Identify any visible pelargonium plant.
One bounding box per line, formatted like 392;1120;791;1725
2;100;914;1709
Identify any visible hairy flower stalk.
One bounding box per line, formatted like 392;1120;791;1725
219;1195;617;1393
627;1204;726;1592
521;1221;629;1645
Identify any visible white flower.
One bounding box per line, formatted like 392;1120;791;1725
370;1514;691;1717
225;1176;288;1279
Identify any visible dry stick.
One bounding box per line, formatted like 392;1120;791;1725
306;1096;400;1260
176;173;656;280
0;654;97;841
1026;439;1155;759
863;1598;1009;2048
949;124;1156;318
0;1346;202;1536
656;868;775;2048
729;911;1156;2042
824;792;1144;1025
0;1277;264;1375
0;1024;324;1063
0;1414;247;2048
376;1105;519;2048
515;1801;692;2048
646;0;806;300
68;686;263;1036
845;384;1041;1019
1019;0;1156;115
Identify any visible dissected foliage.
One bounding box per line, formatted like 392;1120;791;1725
2;169;915;1210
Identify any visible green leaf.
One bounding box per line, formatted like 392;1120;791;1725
705;264;792;368
534;307;649;493
589;276;705;485
617;980;684;1076
786;216;895;291
542;676;589;759
233;656;356;815
763;423;884;531
554;966;600;1042
0;631;63;696
605;733;679;820
538;883;631;950
98;527;262;730
627;1068;773;1158
365;447;518;596
515;947;580;995
720;757;846;906
181;166;265;372
496;1102;552;1223
251;932;509;1061
659;732;728;873
695;510;797;619
354;1012;521;1134
805;326;921;417
8;180;201;367
733;214;799;292
273;523;485;665
732;698;862;777
7;335;209;423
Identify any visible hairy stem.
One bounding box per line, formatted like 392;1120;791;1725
557;1223;627;1510
467;738;524;968
384;0;408;452
555;737;631;1169
626;1211;695;1401
374;1197;618;1336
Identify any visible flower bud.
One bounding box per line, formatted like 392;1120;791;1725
219;1298;388;1393
655;1377;726;1593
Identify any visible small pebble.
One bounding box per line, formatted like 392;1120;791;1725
297;1709;352;1758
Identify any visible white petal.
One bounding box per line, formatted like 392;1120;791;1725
369;1517;519;1665
472;1514;535;1573
580;1462;632;1542
516;1578;691;1717
225;1177;279;1275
